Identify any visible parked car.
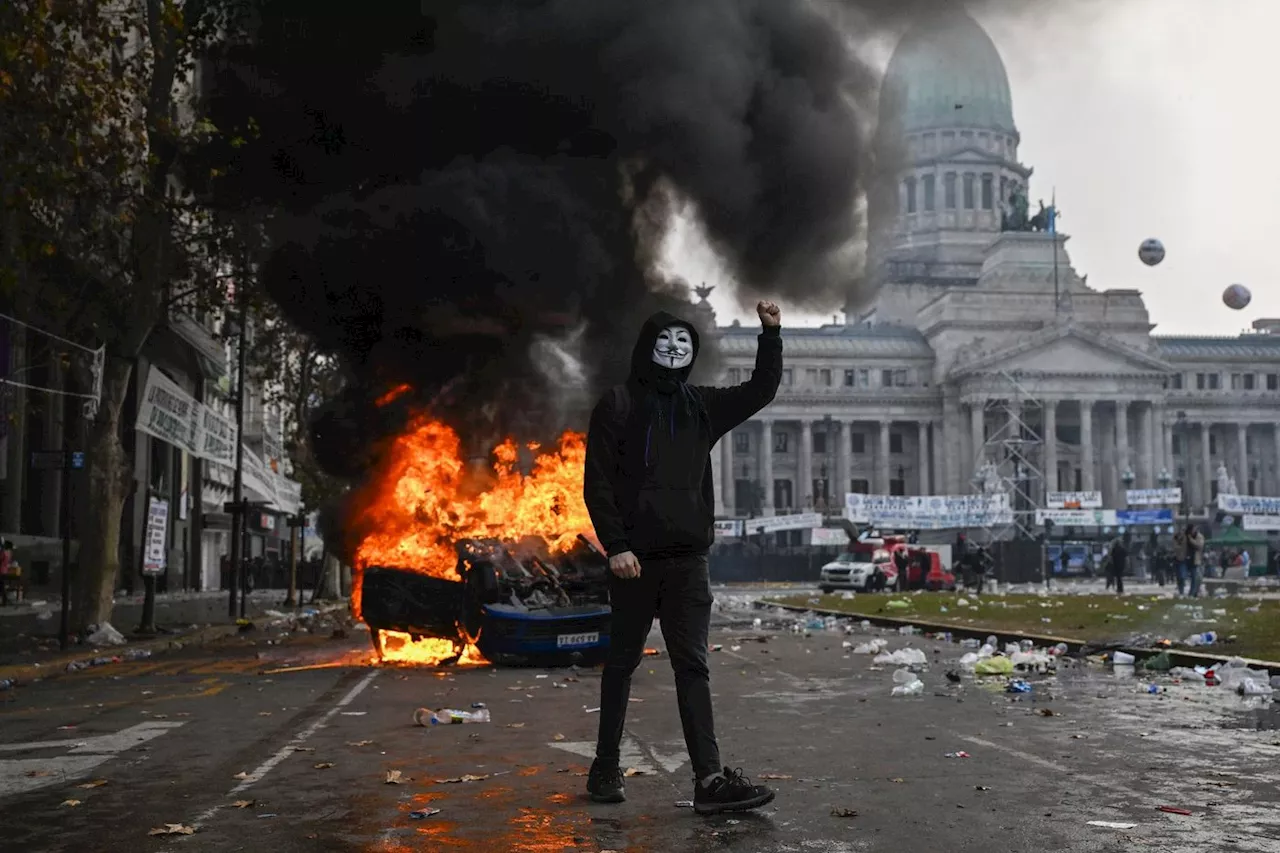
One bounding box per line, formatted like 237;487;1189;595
361;535;612;666
819;548;893;593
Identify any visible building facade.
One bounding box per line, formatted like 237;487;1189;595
708;8;1280;523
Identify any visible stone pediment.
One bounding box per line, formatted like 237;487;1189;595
948;324;1171;379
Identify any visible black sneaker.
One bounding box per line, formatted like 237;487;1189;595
694;767;776;815
586;760;625;804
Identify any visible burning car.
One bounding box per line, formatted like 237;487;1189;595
351;418;608;667
362;534;611;666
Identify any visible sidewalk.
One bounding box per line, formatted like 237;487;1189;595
0;590;351;683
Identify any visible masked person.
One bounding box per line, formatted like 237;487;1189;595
583;300;783;815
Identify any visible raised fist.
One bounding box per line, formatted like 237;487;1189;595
757;300;781;327
609;550;641;579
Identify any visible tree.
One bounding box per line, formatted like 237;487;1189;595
0;0;248;630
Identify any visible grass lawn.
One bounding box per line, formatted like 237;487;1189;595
766;591;1280;662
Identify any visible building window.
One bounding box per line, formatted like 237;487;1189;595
923;174;936;211
889;432;904;454
781;368;793;386
1245;374;1256;390
1269;373;1279;391
894;369;909;387
1170;373;1183;390
734;432;750;454
1196;373;1205;390
981;174;994;210
813;431;827;455
843;369;856;387
774;479;793;510
944;173;957;209
726;368;741;384
850;478;870;495
1209;373;1220;390
1171;434;1182;455
963;173;976;210
941;131;955;150
889;479;906;496
904;177;917;214
820;368;832;387
1247;434;1255;454
1209;434;1218;455
806;367;818;385
882;369;893;388
1057;424;1080;445
851;433;866;454
858;369;869;387
774;432;789;454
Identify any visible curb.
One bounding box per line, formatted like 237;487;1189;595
0;623;241;686
757;599;1280;675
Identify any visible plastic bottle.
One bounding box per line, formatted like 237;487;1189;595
413;707;491;726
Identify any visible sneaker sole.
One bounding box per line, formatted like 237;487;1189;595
588;790;626;804
694;789;776;815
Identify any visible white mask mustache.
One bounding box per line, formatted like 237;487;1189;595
651;325;694;369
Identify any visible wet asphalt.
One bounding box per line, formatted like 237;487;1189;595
2;598;1280;852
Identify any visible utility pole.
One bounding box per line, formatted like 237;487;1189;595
58;381;73;650
228;284;249;621
286;514;303;607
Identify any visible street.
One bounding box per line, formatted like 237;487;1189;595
2;592;1280;852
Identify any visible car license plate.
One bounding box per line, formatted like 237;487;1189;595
557;632;599;648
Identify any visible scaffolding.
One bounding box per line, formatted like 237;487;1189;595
973;369;1047;541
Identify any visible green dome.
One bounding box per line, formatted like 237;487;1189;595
881;9;1015;134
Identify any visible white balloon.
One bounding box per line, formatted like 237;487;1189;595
1138;238;1165;267
1223;283;1252;311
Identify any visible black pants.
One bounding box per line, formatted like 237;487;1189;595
1111;570;1125;594
595;554;720;781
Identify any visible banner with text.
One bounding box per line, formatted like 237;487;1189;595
1218;494;1280;516
1045;491;1103;509
134;366;301;515
142;497;170;575
844;493;1012;530
714;519;744;538
1116;508;1174;526
1035;508;1117;527
810;527;852;547
744;512;825;535
1243;514;1280;532
1124;488;1182;506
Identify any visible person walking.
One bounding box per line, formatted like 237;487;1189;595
583;300;783;815
1108;535;1129;595
1186;524;1205;597
1171;527;1188;595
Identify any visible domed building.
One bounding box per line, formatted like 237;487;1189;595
710;7;1280;542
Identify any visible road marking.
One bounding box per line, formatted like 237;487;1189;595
548;737;687;774
958;735;1133;797
185;669;379;834
0;721;187;797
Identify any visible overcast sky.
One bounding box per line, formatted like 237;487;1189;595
665;0;1273;337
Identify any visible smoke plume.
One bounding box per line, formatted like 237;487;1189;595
222;0;995;480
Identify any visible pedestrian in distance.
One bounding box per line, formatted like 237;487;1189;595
1108;534;1129;595
583;300;783;815
1186;523;1205;597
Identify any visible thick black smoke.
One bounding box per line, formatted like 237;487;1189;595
209;0;987;480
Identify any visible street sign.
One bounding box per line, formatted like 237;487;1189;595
142;497;170;576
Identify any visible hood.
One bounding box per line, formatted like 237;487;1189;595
629;310;700;384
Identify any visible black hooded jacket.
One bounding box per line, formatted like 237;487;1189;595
583;310;783;561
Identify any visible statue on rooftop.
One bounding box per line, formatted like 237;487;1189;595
1002;186;1030;232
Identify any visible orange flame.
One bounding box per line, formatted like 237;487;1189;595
352;417;593;664
375;383;412;407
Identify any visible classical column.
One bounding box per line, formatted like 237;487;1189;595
1199;422;1212;508
1237;422;1250;495
758;419;774;515
1273;425;1280;495
917;421;930;495
1042;399;1058;496
1140;403;1155;488
878;420;891;494
719;430;735;516
969;402;985;482
1163;419;1174;482
942;395;962;494
836;421;851;509
932;422;945;497
1079;400;1095;492
1115;401;1131;495
1099;404;1115;503
798;420;813;510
